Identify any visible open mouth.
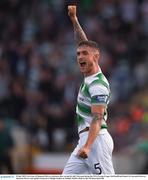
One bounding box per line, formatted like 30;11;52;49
80;62;86;67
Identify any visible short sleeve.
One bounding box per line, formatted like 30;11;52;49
89;84;110;105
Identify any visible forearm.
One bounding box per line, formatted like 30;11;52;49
68;5;88;44
77;109;104;159
85;120;101;149
71;17;88;44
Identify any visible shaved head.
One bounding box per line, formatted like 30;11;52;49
78;40;100;54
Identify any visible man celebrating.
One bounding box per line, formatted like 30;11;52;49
62;5;115;174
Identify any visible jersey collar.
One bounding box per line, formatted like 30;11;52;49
85;69;102;81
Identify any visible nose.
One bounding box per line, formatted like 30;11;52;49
77;53;83;60
77;57;83;63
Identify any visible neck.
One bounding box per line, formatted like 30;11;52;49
84;65;100;77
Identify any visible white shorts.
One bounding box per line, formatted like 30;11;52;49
62;129;115;174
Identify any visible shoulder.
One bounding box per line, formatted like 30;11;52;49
88;73;110;96
85;73;110;90
91;73;110;89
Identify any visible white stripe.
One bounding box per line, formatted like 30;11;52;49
89;84;109;97
79;91;91;102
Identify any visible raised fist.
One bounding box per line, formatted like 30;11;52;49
68;5;77;20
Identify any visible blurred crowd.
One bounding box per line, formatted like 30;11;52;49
0;0;148;173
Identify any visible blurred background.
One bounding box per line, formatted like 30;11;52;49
0;0;148;174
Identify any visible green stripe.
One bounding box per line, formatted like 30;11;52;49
76;114;84;125
81;83;90;97
101;124;108;129
96;73;104;79
96;73;108;82
93;73;110;90
77;103;91;115
90;79;109;90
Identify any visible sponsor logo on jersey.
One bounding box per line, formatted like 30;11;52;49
94;95;108;103
79;97;84;102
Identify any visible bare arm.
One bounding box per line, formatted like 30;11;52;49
77;105;105;159
68;5;88;44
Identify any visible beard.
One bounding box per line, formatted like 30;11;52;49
79;61;95;75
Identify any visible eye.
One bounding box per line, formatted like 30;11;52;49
77;51;80;56
83;51;88;55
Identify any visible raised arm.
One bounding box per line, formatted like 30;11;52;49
68;5;88;44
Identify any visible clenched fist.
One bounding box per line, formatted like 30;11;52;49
77;145;90;159
68;5;77;21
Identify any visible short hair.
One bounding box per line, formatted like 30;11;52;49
78;40;99;52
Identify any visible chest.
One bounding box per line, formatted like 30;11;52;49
77;83;91;105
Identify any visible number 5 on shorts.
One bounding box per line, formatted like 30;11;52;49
94;163;102;174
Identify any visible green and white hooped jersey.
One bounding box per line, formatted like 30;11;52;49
76;71;110;133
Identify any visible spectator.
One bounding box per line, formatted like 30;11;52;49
0;120;14;173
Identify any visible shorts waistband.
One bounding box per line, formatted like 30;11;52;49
79;124;107;135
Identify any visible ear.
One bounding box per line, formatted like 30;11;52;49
94;53;99;63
